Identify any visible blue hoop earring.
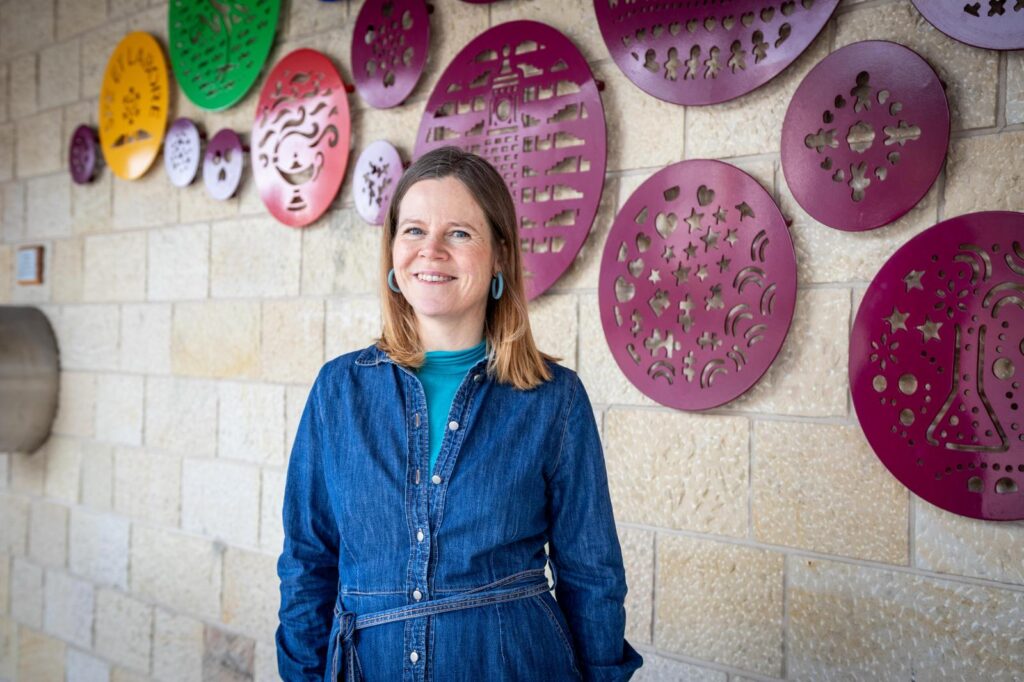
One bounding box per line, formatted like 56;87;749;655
387;268;401;293
490;272;504;300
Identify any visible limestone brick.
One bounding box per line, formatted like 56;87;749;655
113;447;180;526
57;0;107;39
618;527;653;646
286;0;347;39
632;655;726;682
210;216;302;298
11;558;43;627
261;298;325;384
527;294;578;370
0;496;29;555
222;548;278;641
16;626;65;682
17;109;62;179
119;303;171;373
66;648;111;682
556;177;621;292
94;374;144;445
0;1;53;57
577;293;657;407
147;223;210;301
0;63;8;123
28;501;67;569
1009;51;1024;126
301;209;381;296
39;39;80;109
254;640;279;682
2;182;26;242
8;54;38;120
944;131;1024;217
80;441;114;511
108;0;148;20
10;450;45;495
95;589;152;672
112;171;179;230
153;609;203;682
42;570;93;648
915;499;1024;585
69;508;128;589
203;625;255;682
348;106;420;196
51;237;84;303
42;436;80;504
0;555;8;614
178;180;241;225
171;300;262;379
130;525;222;621
0;124;13;182
218;382;285;466
324;296;381;359
286;385;311;456
80;21;126;97
260;468;285;553
0;245;12;302
57;304;120;371
26;173;72;238
655;536;784;676
789;558;1024;679
0;617;13;678
71;169;112;235
110;666;148;682
83;231;146;302
145;376;218;457
181;458;260;547
605;409;748;537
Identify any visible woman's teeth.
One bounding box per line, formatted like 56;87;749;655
416;274;454;282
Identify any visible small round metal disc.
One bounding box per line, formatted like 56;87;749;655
599;159;797;411
164;118;202;187
351;0;430;109
354;140;403;225
593;0;839;106
69;125;98;185
252;48;352;228
911;0;1024;51
850;211;1024;521
781;41;949;232
415;20;607;300
203;129;244;201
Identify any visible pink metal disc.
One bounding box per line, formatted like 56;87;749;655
911;0;1024;51
354;140;403;225
414;20;607;300
252;48;352;228
351;0;430;109
69;125;98;185
781;41;950;232
599;159;797;411
203;129;244;201
850;211;1024;521
593;0;838;106
164;117;202;188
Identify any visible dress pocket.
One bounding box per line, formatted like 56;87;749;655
532;593;582;679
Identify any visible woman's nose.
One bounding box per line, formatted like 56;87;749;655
418;233;447;258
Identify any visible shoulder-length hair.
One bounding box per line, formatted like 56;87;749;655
376;146;555;390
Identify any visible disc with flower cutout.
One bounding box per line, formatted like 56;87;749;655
164;118;202;187
351;0;430;109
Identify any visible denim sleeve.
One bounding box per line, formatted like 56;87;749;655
277;371;340;681
547;375;644;681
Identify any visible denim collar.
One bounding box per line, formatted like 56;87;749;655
354;344;489;373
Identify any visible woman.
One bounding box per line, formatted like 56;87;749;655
277;147;643;681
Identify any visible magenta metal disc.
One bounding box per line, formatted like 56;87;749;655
164;117;202;188
203;129;244;201
354;140;403;225
851;211;1024;520
351;0;430;109
414;20;607;300
781;41;950;232
598;159;797;411
252;48;352;228
69;125;98;184
593;0;838;106
911;0;1024;51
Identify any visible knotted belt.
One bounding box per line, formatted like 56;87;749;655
331;567;554;682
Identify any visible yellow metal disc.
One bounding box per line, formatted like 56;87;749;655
98;32;170;180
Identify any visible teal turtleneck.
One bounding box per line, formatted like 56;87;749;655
415;340;487;474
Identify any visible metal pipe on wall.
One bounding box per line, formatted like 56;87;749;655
0;306;59;453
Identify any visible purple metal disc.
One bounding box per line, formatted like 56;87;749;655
352;0;430;109
911;0;1024;51
164;117;202;187
203;129;244;201
850;211;1024;521
69;125;98;184
598;159;797;411
354;140;403;225
593;0;838;106
415;20;607;301
781;41;950;232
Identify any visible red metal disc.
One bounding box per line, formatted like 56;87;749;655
351;0;430;109
911;0;1024;51
851;211;1024;520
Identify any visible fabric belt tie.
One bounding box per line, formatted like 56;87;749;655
332;566;555;682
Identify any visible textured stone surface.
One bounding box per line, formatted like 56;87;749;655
324;296;381;358
57;0;106;39
915;500;1024;585
171;301;261;379
0;496;30;555
0;1;53;56
42;436;80;504
835;0;997;131
153;609;203;682
752;422;909;564
528;294;578;370
112;171;179;230
182;459;260;547
944;131;1024;217
789;558;1024;680
28;501;68;568
556;176;621;292
79;441;113;511
17;626;64;682
618;527;653;645
254;641;278;682
0;555;8;614
11;558;43;627
222;548;278;641
39;39;79;108
218;382;285;466
119;303;171;374
261;299;325;383
83;232;146;302
71;171;112;235
51;237;84;303
605;409;748;537
260;468;285;553
16;109;62;178
95;588;152;672
632;654;726;682
2;182;26;242
655;536;784;676
131;526;222;621
349;107;421;189
0;124;13;182
69;508;128;589
203;625;256;682
26;173;72;238
94;374;143;445
8;54;37;121
0;617;14;680
301;210;381;296
145;376;217;457
147;223;210;301
80;20;125;97
1009;52;1024;126
178;180;241;224
113;448;180;526
577;293;657;407
57;305;120;371
11;450;45;495
43;570;93;648
66;648;110;682
0;244;12;302
210;216;302;298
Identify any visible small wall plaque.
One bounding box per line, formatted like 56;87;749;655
204;128;245;200
69;125;99;184
351;0;430;109
16;246;44;285
354;140;403;225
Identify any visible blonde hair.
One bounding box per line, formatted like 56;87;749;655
376;147;555;390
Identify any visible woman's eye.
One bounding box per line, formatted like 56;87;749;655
404;227;424;235
450;230;470;239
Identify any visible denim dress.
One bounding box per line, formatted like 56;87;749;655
276;344;643;681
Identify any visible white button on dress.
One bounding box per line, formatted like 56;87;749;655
431;474;442;484
410;651;419;664
412;589;422;601
416;529;424;542
448;420;459;431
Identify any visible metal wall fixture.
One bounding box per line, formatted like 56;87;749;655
351;0;431;109
911;0;1024;51
0;306;60;454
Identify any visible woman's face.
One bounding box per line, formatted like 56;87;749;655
392;176;497;343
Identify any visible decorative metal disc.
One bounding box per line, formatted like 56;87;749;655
911;0;1024;51
69;125;98;184
351;0;430;109
593;0;838;106
414;20;607;300
850;211;1024;521
204;129;244;200
169;0;281;111
98;32;170;180
354;140;403;225
781;41;950;232
598;159;797;411
164;117;202;187
252;48;351;228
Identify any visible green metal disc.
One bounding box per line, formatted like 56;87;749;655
169;0;280;111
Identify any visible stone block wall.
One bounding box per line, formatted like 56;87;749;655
0;0;1022;680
